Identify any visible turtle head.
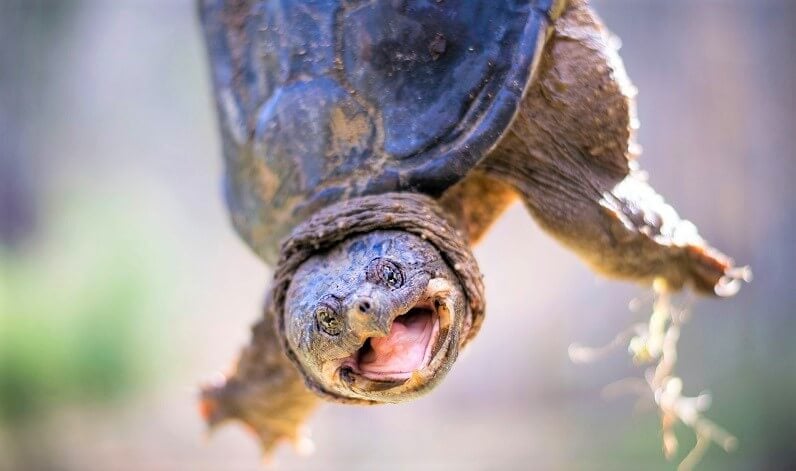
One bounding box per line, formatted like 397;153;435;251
282;230;467;403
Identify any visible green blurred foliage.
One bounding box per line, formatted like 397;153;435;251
0;197;167;425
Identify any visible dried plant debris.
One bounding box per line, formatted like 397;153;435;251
569;280;738;470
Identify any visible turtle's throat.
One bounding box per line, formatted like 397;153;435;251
356;306;439;380
343;278;454;382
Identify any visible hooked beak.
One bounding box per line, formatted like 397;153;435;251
346;296;392;338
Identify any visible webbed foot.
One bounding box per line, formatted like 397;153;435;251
199;299;319;457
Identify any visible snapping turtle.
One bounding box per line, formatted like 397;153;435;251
198;0;747;455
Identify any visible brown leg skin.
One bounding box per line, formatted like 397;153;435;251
483;0;748;295
200;291;318;457
439;171;518;245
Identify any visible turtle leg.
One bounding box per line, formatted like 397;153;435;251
200;290;319;457
482;0;747;295
439;172;518;245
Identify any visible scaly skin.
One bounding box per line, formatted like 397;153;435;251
283;230;466;404
199;0;747;458
199;293;318;456
482;0;746;295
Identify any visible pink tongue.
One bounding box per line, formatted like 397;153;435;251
359;311;432;374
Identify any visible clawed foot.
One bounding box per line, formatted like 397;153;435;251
200;373;318;458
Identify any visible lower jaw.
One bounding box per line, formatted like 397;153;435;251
342;325;457;401
340;338;458;403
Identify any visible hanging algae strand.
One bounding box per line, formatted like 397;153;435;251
569;279;737;470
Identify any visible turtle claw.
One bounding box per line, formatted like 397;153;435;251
714;266;752;298
199;376;318;459
291;427;315;456
507;168;750;297
596;173;750;297
681;244;751;297
198;305;319;458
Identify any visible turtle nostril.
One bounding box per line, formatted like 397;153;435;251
357;301;372;313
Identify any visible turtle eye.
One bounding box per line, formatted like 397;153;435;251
368;258;404;289
316;304;342;336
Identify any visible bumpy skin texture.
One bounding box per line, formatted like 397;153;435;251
200;293;318;456
482;0;745;295
200;230;467;452
201;193;486;453
200;0;746;458
284;230;466;403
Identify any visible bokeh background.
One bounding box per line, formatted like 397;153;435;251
1;0;794;469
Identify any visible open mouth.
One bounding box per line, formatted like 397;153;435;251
342;291;448;383
355;304;440;381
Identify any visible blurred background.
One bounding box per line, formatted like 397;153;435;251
1;0;794;469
